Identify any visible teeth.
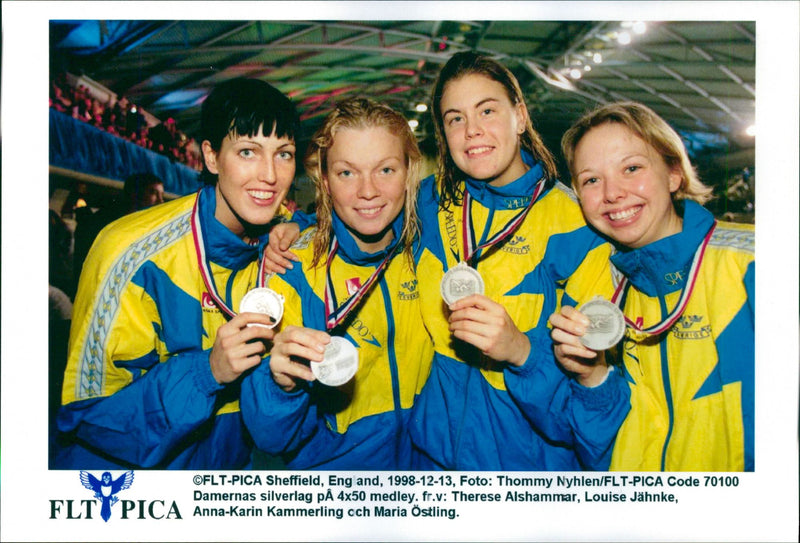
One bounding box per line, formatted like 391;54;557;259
467;146;492;155
357;207;382;216
609;206;640;221
248;190;274;200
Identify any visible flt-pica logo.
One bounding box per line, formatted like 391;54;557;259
49;471;182;521
81;471;134;522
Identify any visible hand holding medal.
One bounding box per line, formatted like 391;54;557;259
439;178;548;366
440;261;485;305
192;190;288;384
267;327;358;391
310;336;359;387
576;297;626;351
239;287;285;329
548;299;625;387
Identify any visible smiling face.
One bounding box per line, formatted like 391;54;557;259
440;73;528;187
202;125;296;238
324;125;408;253
573;122;683;249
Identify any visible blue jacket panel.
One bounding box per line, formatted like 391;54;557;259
411;153;630;470
608;201;754;471
241;213;433;470
57;186;296;469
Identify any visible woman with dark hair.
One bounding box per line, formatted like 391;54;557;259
410;52;630;470
57;78;312;469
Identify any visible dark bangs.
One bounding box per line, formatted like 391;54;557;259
199;78;299;184
201;78;299;150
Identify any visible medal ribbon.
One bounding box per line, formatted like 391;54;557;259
611;221;717;335
191;190;270;319
461;174;546;265
324;235;400;330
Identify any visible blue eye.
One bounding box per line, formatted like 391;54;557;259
239;149;255;158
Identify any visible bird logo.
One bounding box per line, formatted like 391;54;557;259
80;470;134;522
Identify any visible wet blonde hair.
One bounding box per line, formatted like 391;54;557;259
561;101;713;204
303;97;422;267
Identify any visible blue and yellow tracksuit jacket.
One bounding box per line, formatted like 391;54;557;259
609;201;754;471
240;212;433;470
56;185;306;469
410;152;631;471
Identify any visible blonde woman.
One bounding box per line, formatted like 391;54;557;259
554;101;754;471
241;98;433;469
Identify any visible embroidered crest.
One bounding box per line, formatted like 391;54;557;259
671;314;712;340
398;278;419;300
501;234;530;255
664;270;685;286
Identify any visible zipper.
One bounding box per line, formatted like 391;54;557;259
379;276;403;466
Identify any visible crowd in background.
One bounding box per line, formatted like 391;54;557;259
50;72;203;171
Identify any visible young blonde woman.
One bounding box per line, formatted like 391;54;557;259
240;98;433;469
554;101;754;471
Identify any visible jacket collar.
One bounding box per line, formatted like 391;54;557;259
610;200;715;296
330;209;404;266
198;185;267;269
463;150;545;210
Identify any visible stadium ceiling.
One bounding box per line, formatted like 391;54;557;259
50;19;755;166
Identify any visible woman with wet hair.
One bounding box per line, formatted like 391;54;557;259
409;52;630;470
241;97;433;469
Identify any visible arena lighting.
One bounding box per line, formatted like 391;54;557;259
745;124;756;137
569;68;583;80
524;60;577;91
415;103;428;113
593;52;603;64
408;119;419;129
632;21;647;35
584;65;592;72
617;31;632;45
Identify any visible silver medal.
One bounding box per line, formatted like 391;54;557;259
311;336;359;387
578;296;626;351
239;287;285;329
440;261;485;305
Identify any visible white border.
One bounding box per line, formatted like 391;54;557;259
3;2;798;541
